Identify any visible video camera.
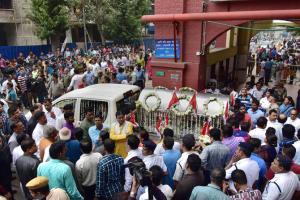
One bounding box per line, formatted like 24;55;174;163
124;157;152;187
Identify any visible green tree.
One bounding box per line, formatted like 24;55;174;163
105;0;151;42
79;0;151;43
29;0;72;44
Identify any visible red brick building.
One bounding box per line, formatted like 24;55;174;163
142;0;300;90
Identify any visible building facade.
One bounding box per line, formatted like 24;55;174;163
0;0;45;46
142;0;300;90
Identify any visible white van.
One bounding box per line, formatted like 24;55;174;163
52;84;140;127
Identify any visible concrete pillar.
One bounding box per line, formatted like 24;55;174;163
235;27;251;83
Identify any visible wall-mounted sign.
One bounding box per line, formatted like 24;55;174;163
155;39;180;59
155;71;165;77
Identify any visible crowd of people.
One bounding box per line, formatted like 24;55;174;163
0;45;152;107
248;37;300;85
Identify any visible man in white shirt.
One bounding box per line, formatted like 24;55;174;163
285;109;300;133
260;90;271;110
32;111;47;158
91;58;101;77
100;59;108;70
249;117;267;144
64;48;72;58
76;139;102;200
173;134;200;189
1;75;17;95
154;128;180;156
43;98;62;127
249;82;264;101
8;121;25;154
142;140;167;173
262;155;300;200
226;142;260;190
124;135;143;192
67;70;85;91
267;109;283;143
12;134;28;167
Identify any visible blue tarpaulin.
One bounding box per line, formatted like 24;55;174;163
0;45;51;59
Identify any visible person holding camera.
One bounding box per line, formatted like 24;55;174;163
124;135;143;192
139;166;173;200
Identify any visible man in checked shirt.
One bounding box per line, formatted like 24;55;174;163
95;139;124;200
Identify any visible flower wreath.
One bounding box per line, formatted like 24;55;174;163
179;87;196;93
203;97;224;117
171;95;193;116
142;92;161;112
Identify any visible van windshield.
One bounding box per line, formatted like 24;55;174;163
116;90;140;114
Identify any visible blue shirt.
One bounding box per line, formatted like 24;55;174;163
265;61;273;69
37;159;83;200
279;104;294;117
65;140;82;164
247;108;264;127
250;153;267;188
233;130;248;138
135;69;145;81
85;71;94;86
7;89;17;102
279;138;296;154
88;125;108;146
116;72;127;82
162;149;181;189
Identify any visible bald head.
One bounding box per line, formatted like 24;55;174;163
278;113;287;124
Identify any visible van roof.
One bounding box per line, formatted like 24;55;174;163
53;84;140;102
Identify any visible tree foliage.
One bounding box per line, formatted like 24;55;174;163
30;0;151;42
29;0;72;40
78;0;151;43
105;0;151;42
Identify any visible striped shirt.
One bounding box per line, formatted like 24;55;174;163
95;154;124;199
17;75;27;93
230;187;262;200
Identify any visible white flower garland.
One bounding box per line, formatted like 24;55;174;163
142;92;161;112
179;87;196;93
203;97;224;117
170;95;193;116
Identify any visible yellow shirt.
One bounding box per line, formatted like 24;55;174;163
110;121;133;158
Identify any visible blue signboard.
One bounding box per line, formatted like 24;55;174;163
155;39;180;59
